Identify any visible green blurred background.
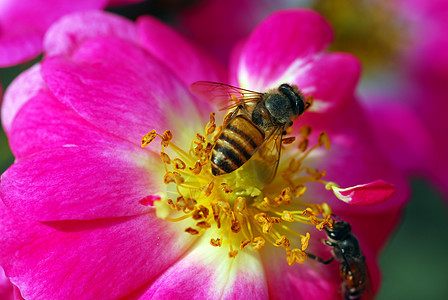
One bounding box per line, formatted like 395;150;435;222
1;0;448;298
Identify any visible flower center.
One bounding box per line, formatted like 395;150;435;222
312;0;409;76
142;113;336;265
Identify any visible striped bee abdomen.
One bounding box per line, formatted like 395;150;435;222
211;115;265;175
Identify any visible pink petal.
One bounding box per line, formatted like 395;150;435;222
0;0;108;67
0;203;193;299
260;244;339;299
234;9;334;90
179;0;301;64
328;180;396;206
139;194;161;207
7;88;141;158
261;222;382;299
342;209;402;261
0;266;13;300
0;146;161;221
0;31;42;67
364;100;435;175
1;64;47;135
297;98;410;215
136;16;226;87
43;10;139;58
41;37;209;147
293;53;361;113
178;0;264;64
129;238;268;299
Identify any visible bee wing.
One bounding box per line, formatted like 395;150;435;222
342;255;373;300
190;81;263;111
362;260;374;300
256;125;285;184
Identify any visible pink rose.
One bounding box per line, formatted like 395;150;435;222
0;9;408;299
0;0;144;67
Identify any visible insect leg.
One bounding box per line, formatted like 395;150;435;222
222;106;241;126
323;239;338;247
323;239;354;275
306;252;334;264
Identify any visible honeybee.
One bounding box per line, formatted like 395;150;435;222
190;81;312;179
306;217;370;300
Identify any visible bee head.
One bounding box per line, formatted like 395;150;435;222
325;221;351;241
278;84;306;117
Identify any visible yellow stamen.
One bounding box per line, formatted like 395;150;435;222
141;113;348;263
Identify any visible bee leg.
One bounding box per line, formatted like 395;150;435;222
223;106;241;126
306;252;334;265
322;239;339;248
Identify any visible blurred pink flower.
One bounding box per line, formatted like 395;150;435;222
180;0;448;201
0;0;144;67
0;9;408;299
358;0;448;198
178;0;302;64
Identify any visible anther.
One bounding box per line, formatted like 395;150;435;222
206;124;216;136
281;211;294;222
234;197;246;213
201;182;214;197
305;168;326;179
167;199;175;209
231;218;242;233
220;183;233;194
298;139;309;152
212;126;223;142
253;237;265;250
163;171;184;185
201;205;210;217
192;205;210;220
228;250;238;258
141;129;157;147
218;200;230;212
163;172;176;184
185;227;199;235
194;133;206;144
275;235;291;248
210;238;222;247
211;203;221;228
196;221;211;229
292;185;307;198
160;152;171;164
262;222;273;233
254;213;268;224
206;112;217;136
321;202;332;218
301;233;310;251
240;239;251;249
189;161;202;175
173;158;186;170
299;125;312;138
161;130;173;147
318;131;331;150
286;248;306;265
282;137;296;144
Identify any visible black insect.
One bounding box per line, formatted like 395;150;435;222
307;217;370;300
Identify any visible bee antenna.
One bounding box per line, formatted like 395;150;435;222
331;214;344;223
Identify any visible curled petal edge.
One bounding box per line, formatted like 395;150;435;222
325;180;396;206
